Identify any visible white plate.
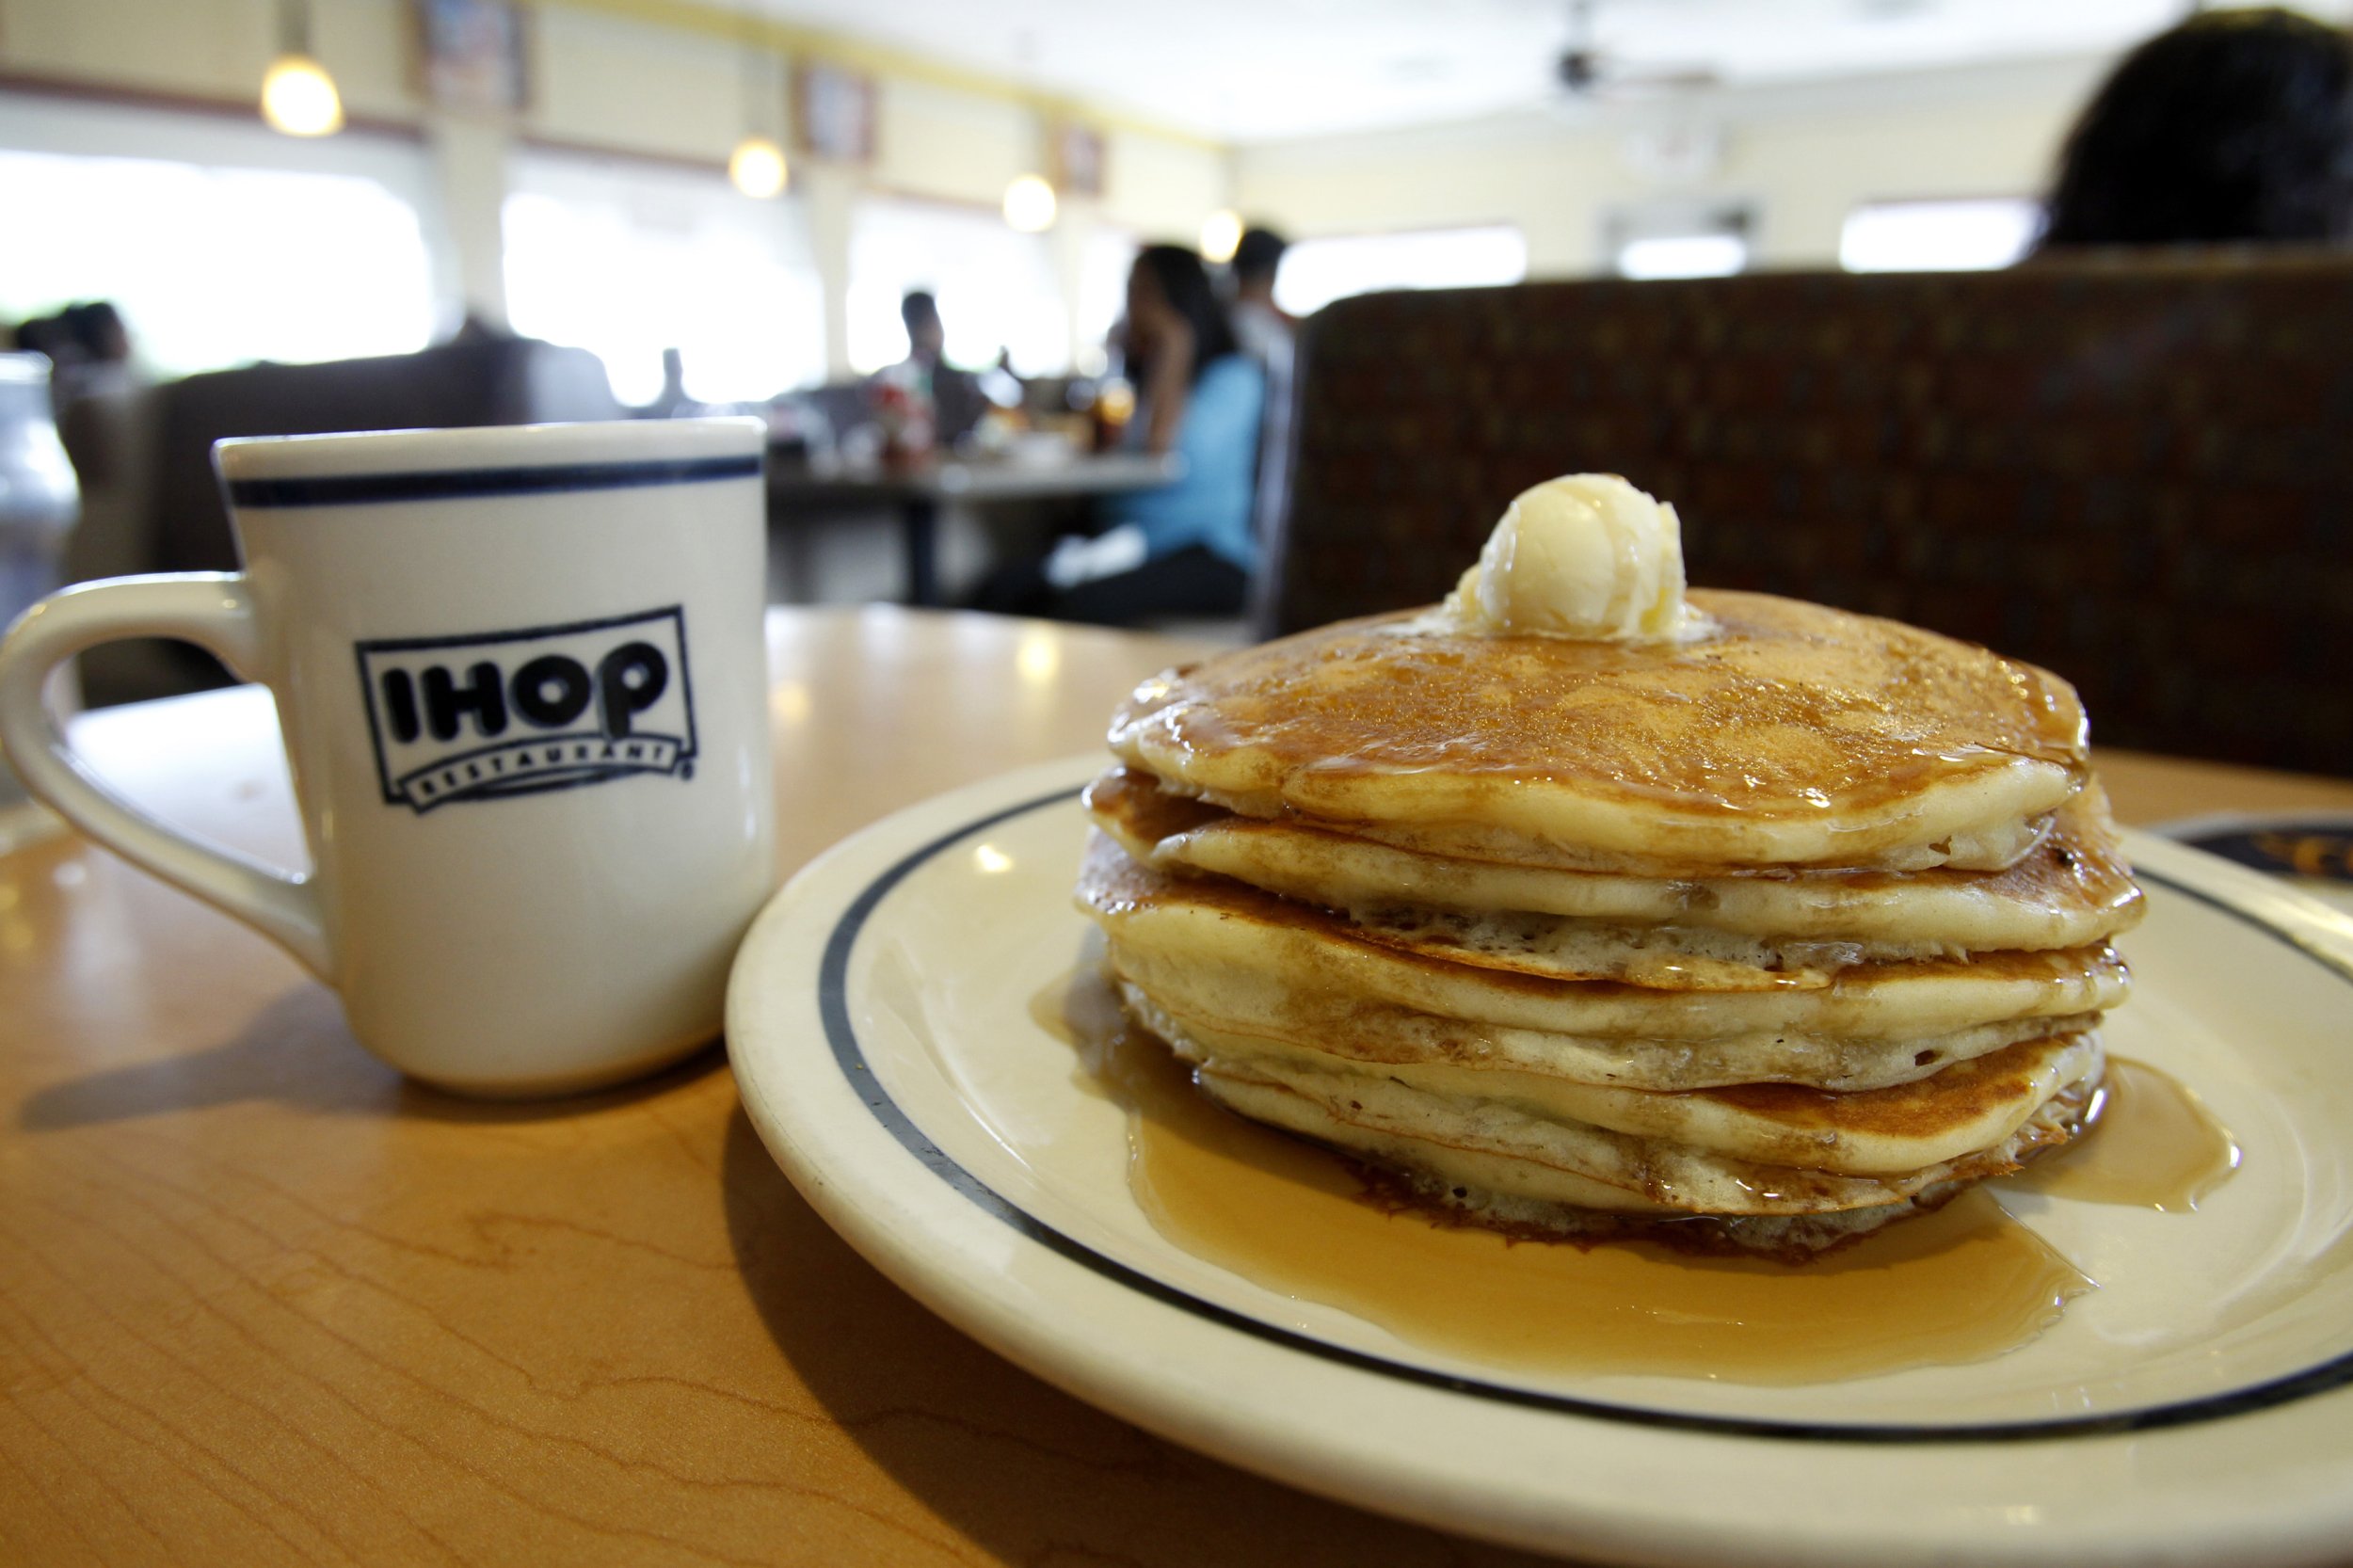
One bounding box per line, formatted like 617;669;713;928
727;757;2353;1568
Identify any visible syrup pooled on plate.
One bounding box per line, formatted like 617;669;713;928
1037;966;2106;1385
2003;1057;2240;1212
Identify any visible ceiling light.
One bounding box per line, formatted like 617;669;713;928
261;54;343;136
1003;174;1057;233
1200;209;1243;264
729;136;788;199
728;8;788;202
261;0;342;138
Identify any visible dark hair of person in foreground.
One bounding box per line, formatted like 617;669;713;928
1129;244;1241;383
2037;7;2353;250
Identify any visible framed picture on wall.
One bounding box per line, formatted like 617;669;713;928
795;62;876;163
412;0;529;114
1054;122;1106;200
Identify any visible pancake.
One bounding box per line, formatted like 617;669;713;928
1108;590;2087;874
1076;474;2137;1256
1108;944;2096;1092
1124;981;2099;1176
1086;767;2142;956
1161;997;2102;1219
1196;1064;2097;1256
1080;833;2128;1050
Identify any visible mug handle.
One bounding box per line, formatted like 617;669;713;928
0;573;333;980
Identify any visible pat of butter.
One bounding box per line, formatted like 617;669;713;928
1442;473;1707;643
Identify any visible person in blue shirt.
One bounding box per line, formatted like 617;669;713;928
974;244;1265;624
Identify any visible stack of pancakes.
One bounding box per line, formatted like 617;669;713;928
1076;590;2142;1256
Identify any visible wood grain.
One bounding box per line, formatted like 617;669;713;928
1;610;1550;1568
3;607;2346;1568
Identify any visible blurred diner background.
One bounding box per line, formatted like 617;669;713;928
4;0;2351;776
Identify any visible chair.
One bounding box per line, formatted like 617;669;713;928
1263;252;2353;777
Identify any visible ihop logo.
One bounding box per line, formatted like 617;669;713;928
357;607;697;813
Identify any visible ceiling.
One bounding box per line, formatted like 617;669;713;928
742;0;2351;144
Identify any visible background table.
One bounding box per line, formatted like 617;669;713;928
6;607;2352;1568
768;453;1179;606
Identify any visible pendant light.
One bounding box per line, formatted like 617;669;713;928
729;8;788;199
1003;173;1057;233
730;136;788;199
261;0;344;137
1200;209;1243;264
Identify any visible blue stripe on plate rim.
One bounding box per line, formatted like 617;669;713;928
815;785;2353;1445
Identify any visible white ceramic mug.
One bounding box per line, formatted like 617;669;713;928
0;419;776;1096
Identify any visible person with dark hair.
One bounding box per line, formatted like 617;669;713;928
1228;226;1293;353
8;314;70;367
1225;224;1296;564
975;244;1264;623
2037;7;2353;250
886;288;987;444
1125;243;1245;454
901;290;945;362
12;300;136;411
63;302;131;367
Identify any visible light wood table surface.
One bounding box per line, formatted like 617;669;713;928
6;606;2351;1568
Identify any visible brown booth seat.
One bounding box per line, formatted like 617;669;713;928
1261;252;2353;778
65;335;619;707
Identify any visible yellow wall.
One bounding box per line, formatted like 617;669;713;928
0;0;413;116
871;77;1032;207
1105;128;1231;241
1234;61;2098;274
0;0;1231;365
527;4;744;162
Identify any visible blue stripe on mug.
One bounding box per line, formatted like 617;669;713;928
224;454;763;508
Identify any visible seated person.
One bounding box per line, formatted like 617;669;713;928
975;245;1264;624
1227;226;1296;365
1226;225;1298;559
891;290;989;447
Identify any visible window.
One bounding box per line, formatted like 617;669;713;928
1840;199;2041;273
1074;226;1138;377
1607;202;1753;281
846;196;1069;377
1271;226;1527;318
0;149;433;377
502;151;825;406
1617;234;1749;280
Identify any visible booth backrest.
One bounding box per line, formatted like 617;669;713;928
148;335;621;575
66;335;620;706
1266;253;2353;776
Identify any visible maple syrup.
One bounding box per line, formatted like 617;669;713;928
1035;967;2110;1384
2004;1057;2239;1212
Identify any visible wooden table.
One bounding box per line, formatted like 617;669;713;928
6;606;2352;1568
768;453;1179;606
